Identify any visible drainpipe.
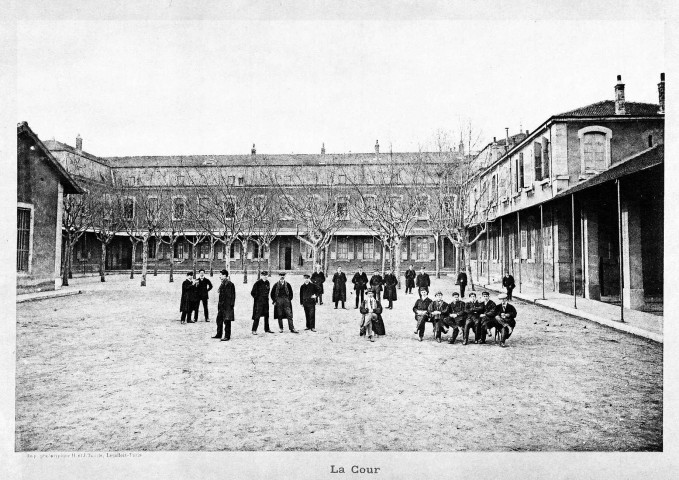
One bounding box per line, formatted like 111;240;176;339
486;220;490;286
616;179;624;322
571;193;577;309
517;210;521;293
540;203;545;300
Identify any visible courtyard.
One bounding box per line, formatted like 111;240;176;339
15;273;662;451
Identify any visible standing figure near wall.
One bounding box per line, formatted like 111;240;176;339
456;269;468;298
369;269;384;301
383;268;398;309
251;270;273;334
310;264;326;305
332;266;347;309
271;272;298;333
404;264;416;294
351;266;369;309
502;272;515;300
416;267;430;295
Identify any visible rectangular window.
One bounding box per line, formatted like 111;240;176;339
363;239;374;259
416;195;429;218
123;197;135;220
148;237;156;259
223;199;235;218
228;176;235;185
543;224;553;262
174;242;184;259
518;153;525;190
237;176;245;186
176;175;184;186
520;229;527;259
17;207;31;272
336;199;349;220
543;139;550;179
338;174;346;184
583;133;606;170
364;195;376;211
147;196;159;217
198;197;210;216
172;197;185;220
490;175;497;204
416;237;428;261
534;142;542;181
337;238;348;259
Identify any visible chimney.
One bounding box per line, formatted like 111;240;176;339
76;134;82;151
505;127;510;151
374;140;380;155
614;75;626;115
493;136;497;143
526;129;529;135
251;143;256;155
658;72;665;114
321;142;325;155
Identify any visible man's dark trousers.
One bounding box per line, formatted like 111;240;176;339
460;284;466;298
304;304;316;330
195;298;209;321
252;316;270;333
355;289;365;308
216;311;231;340
190;301;200;322
506;287;514;301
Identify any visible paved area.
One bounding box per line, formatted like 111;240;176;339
15;274;662;451
481;281;663;343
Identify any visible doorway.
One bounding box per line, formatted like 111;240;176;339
284;247;292;270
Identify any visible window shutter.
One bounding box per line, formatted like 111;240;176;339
534;142;542;181
410;236;417;260
264;245;270;259
429;237;436;261
543;140;550;178
356;239;364;260
330;237;336;260
247;242;253;260
401;241;408;260
374;239;381;260
234;242;241;260
520;230;527;259
348;238;355;260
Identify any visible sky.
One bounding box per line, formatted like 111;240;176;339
15;10;665;157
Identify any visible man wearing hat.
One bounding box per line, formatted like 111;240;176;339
251;270;274;334
404;264;416;294
212;269;236;341
300;274;319;331
463;292;483;345
351;266;369;309
456;268;468;298
412;287;433;341
195;268;213;322
475;291;497;344
180;271;199;324
310;264;326;305
444;291;467;344
271;272;299;333
332;266;347;309
383;268;398;309
369;269;384;302
359;289;383;342
502;272;516;301
428;291;449;343
491;294;517;347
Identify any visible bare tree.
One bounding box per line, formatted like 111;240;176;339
121;194;144;280
91;187;125;282
61;191;92;286
248;190;281;277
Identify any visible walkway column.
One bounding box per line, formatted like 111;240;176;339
616;179;624;322
540;204;545;300
582;207;600;300
621;190;644;309
571;194;577;308
516;211;521;293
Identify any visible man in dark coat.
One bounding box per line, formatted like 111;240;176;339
332;266;347;309
456;269;468;298
490;294;517;347
195;268;213;322
180;272;199;324
359;290;384;342
300;274;319;331
444;292;467;344
463;292;483;345
413;287;433;341
212;269;235;341
404;264;416;294
271;272;299;333
310;264;326;305
502;272;516;300
475;291;497;344
428;291;449;343
251;270;273;334
369;269;384;301
415;267;430;294
383;268;398;309
351;266;369;309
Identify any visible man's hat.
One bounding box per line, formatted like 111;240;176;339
219;269;228;276
452;291;460;296
419;287;428;292
435;291;443;296
482;291;490;296
187;271;193;276
303;274;310;278
498;293;507;300
261;270;269;276
367;289;375;294
279;272;286;276
469;292;477;297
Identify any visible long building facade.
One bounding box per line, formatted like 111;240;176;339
464;74;664;313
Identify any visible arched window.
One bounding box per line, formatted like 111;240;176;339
578;126;612;172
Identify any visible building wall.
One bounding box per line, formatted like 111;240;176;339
17;136;61;293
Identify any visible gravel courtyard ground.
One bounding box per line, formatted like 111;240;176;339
15;273;662;451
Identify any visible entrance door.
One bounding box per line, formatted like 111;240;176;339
284;247;292;270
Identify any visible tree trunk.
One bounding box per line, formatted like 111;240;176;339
465;244;475;291
256;244;262;277
394;237;402;290
192;242;197;278
169;240;175;283
100;241;107;282
381;241;386;275
154;239;160;276
209;240;215;276
241;240;248;283
267;244;271;273
67;244;73;279
130;240;136;279
434;234;441;279
141;236;148;287
324;243;329;274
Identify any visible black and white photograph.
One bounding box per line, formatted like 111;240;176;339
2;1;677;479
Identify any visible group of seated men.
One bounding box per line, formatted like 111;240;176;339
412;289;517;347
